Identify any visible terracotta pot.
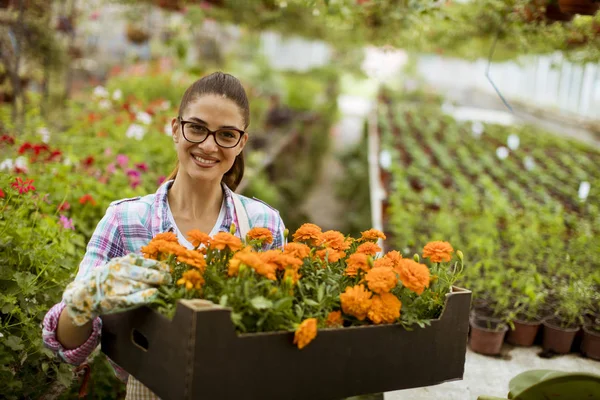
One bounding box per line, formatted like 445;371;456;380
542;319;580;354
470;315;508;356
558;0;600;15
581;325;600;360
506;319;542;347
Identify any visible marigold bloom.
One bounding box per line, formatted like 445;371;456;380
368;293;401;324
397;259;430;295
294;318;318;349
177;269;204;291
365;266;398;294
283;267;302;284
356;242;382;256
316;248;346;264
373;257;394;269
422;241;454;263
345;253;370;276
318;230;350;251
325;311;343;327
360;229;386;242
283;242;311;259
340;285;372;321
187;230;210;248
292;223;322;245
152;232;178;243
209;232;242;252
141;240;186;260
246;227;274;244
384;250;403;267
178;250;207;272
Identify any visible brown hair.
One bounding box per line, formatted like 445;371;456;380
166;72;250;191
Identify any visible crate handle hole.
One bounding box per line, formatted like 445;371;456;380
131;329;149;352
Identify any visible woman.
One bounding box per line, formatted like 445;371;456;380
42;72;286;397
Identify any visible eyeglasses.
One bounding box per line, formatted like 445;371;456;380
178;116;245;148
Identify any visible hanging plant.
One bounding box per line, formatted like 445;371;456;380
558;0;600;15
154;0;184;12
126;24;150;45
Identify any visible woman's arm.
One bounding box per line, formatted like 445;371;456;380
56;307;94;349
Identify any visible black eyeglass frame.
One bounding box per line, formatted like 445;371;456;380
177;116;245;148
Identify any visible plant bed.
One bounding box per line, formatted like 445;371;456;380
101;287;471;400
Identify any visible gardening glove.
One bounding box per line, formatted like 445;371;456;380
62;253;171;326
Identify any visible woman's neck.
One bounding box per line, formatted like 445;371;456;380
168;174;223;221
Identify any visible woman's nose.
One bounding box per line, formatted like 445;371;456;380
197;133;219;152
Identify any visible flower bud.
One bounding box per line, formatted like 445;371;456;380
457;250;463;262
230;223;237;235
413;254;420;263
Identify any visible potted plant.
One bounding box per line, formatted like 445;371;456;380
506;272;547;347
558;0;600;15
542;279;591;354
581;291;600;360
126;24;150;45
469;273;511;356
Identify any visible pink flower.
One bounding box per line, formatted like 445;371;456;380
135;162;148;172
104;147;113;157
157;175;166;186
126;169;140;178
106;163;116;174
116;154;129;168
59;215;75;230
58;201;70;211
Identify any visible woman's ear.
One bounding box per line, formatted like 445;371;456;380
171;117;180;143
237;132;249;155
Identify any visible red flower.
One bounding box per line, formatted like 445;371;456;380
14;167;28;174
18;142;33;154
58;201;70;211
33;144;50;155
0;188;5;198
82;156;95;167
11;177;35;194
0;135;15;145
135;162;148;172
79;194;97;206
47;150;62;162
88;112;100;123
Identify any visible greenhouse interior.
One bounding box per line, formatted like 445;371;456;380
0;1;599;399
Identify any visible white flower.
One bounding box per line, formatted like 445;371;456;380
0;158;14;171
164;122;172;136
279;1;287;7
37;127;51;143
312;8;320;16
379;149;392;170
15;156;28;169
496;146;509;160
126;124;146;140
507;134;520;151
99;99;111;110
578;181;590;201
112;89;123;101
93;86;109;98
0;332;3;338
158;100;171;111
136;111;152;125
63;157;73;166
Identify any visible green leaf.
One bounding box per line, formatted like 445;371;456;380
4;336;24;351
304;299;320;307
317;285;325;302
250;296;273;310
219;295;228;307
56;363;73;388
274;297;293;311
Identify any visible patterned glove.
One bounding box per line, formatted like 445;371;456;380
62;253;171;326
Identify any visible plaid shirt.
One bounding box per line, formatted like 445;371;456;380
42;180;285;394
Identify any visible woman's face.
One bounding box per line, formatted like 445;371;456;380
172;94;247;185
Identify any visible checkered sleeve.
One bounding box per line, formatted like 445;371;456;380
241;197;286;250
42;204;125;365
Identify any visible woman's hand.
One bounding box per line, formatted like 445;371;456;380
62;253;171;326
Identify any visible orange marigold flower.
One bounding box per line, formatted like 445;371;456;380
422;241;454;263
293;223;322;245
365;266;398;294
177;250;207;272
368;293;401;324
294;318;318;350
360;229;386;242
246;227;274;244
152;232;178;243
209;232;242;252
283;267;302;284
176;269;205;291
340;284;373;321
384;250;403;267
187;230;210;248
318;230;350;251
316;248;346;264
356;242;382;256
141;240;186;260
396;259;430;295
373;257;394;269
283;242;311;259
325;311;343;327
345;253;370;276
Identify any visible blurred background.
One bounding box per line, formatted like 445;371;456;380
0;1;599;399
